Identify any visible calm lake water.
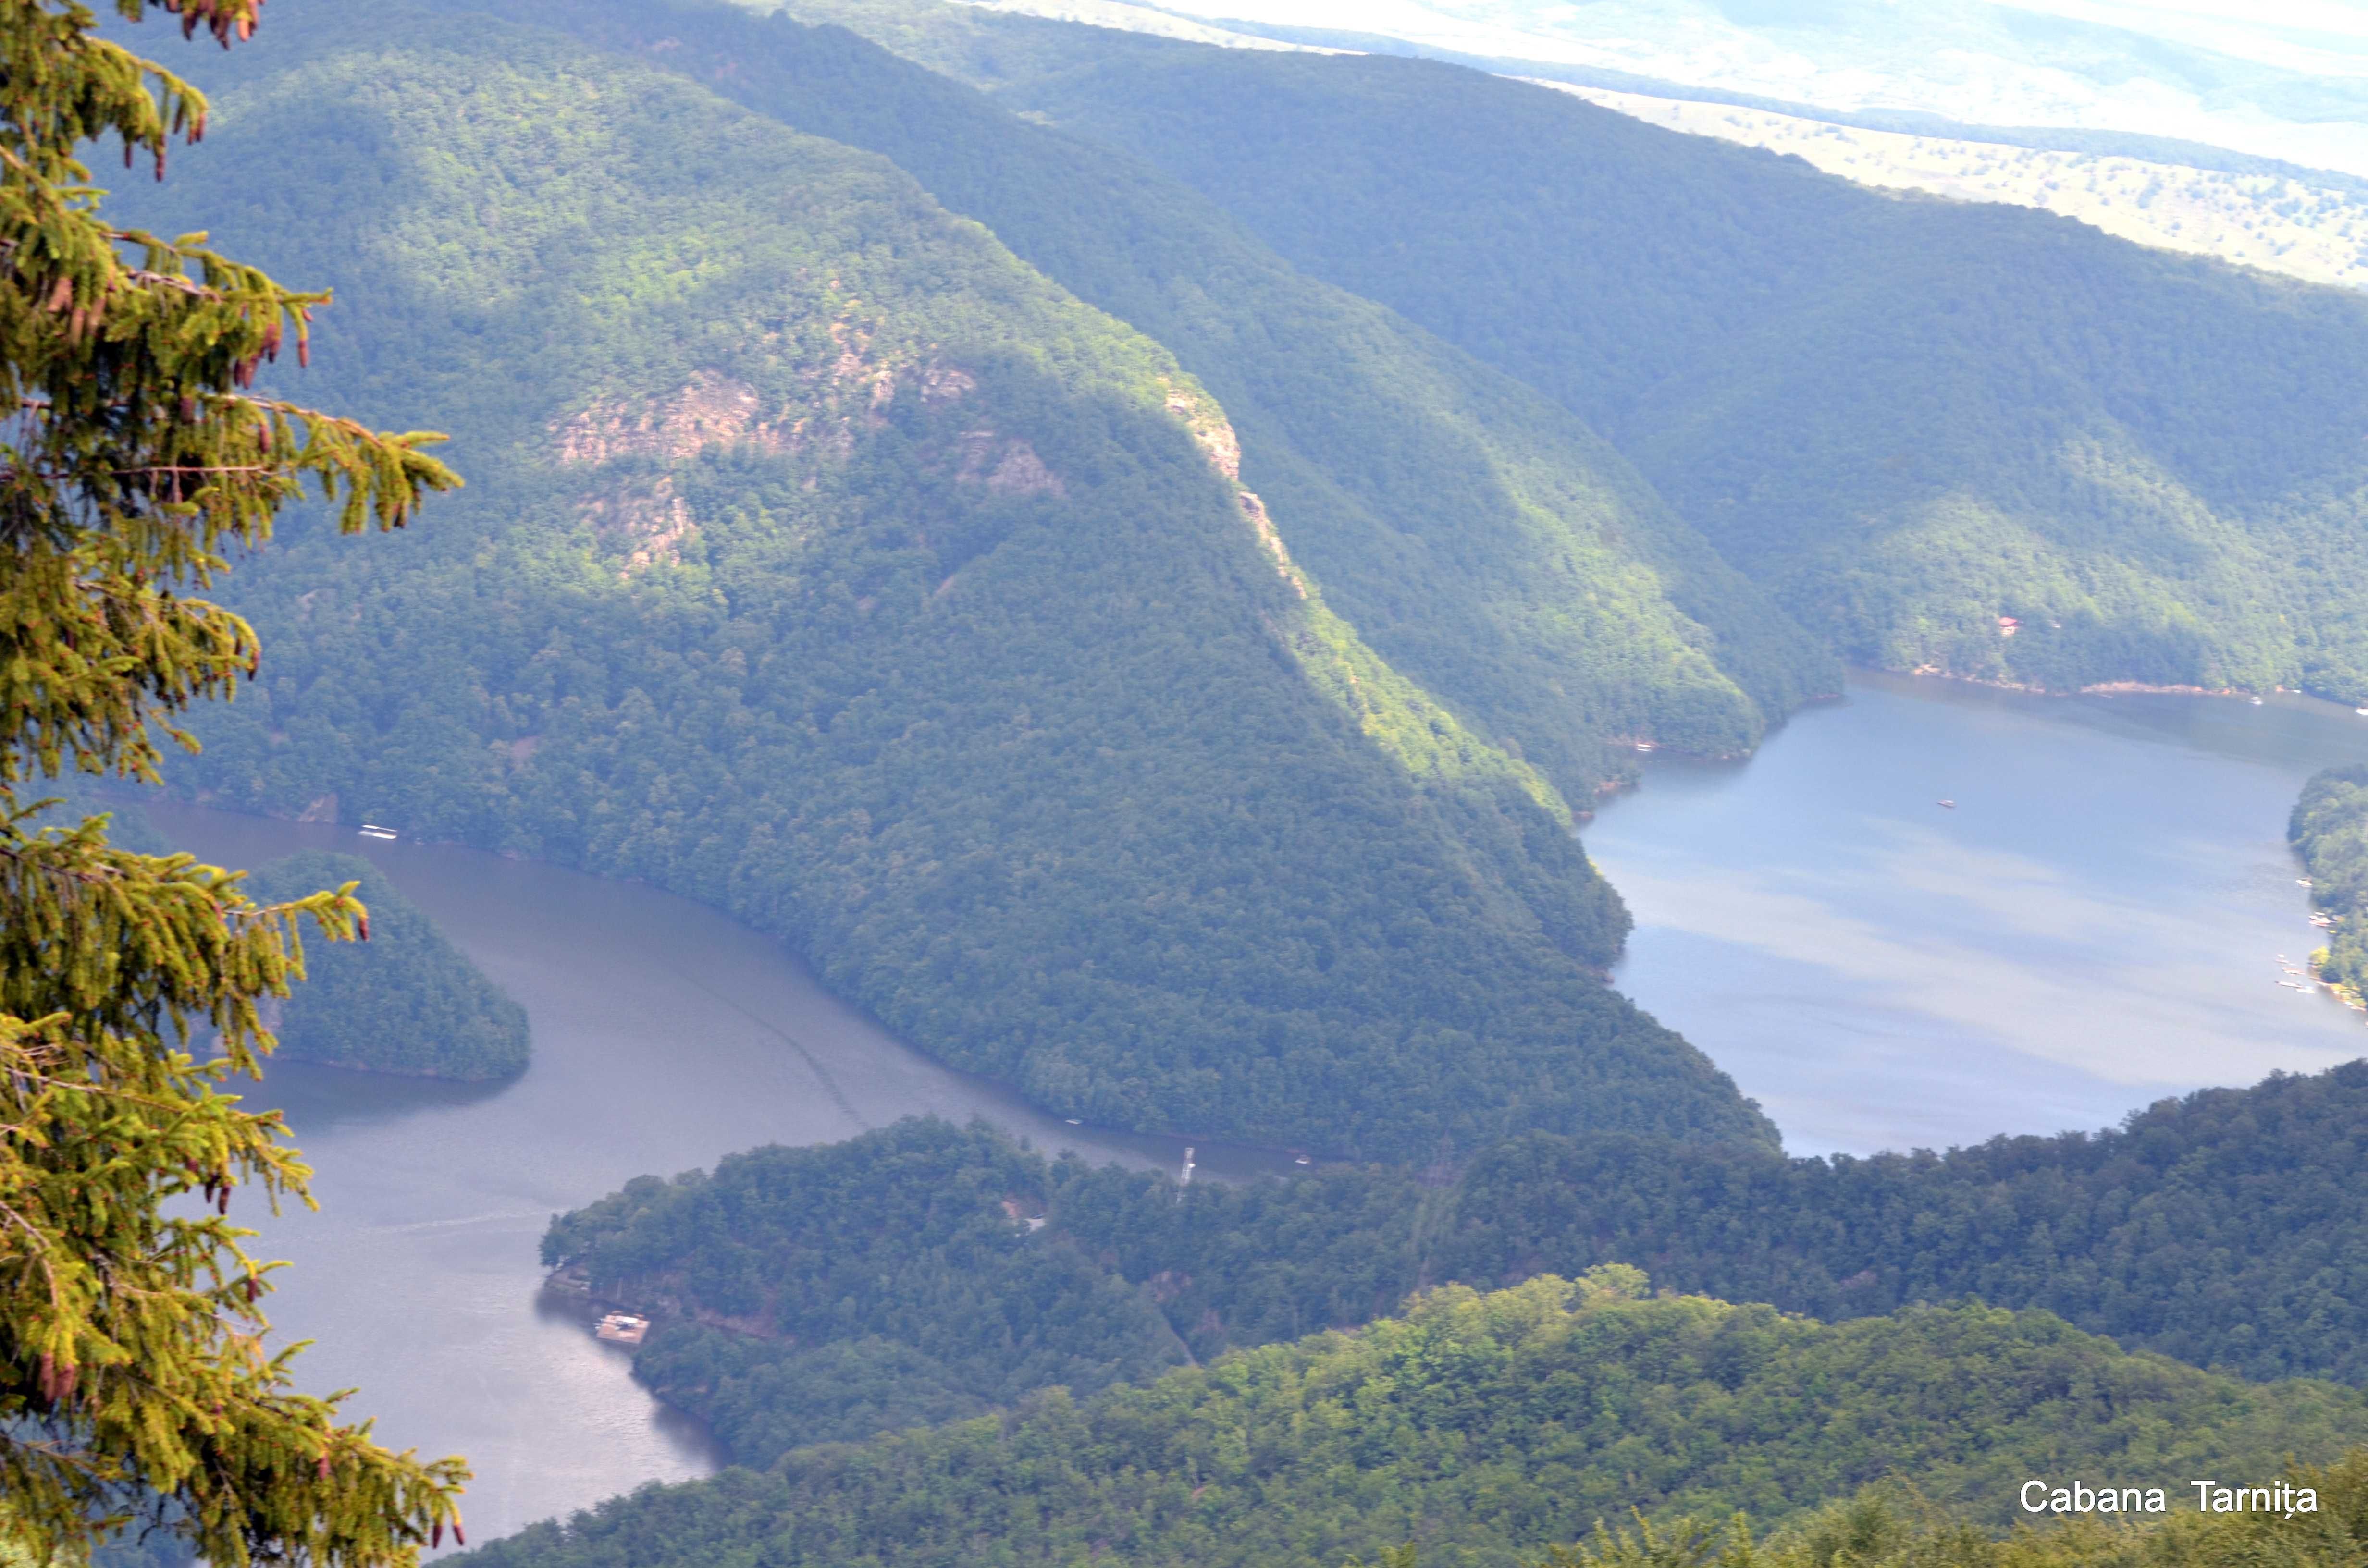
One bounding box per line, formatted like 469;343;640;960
1586;672;2368;1158
136;671;2368;1545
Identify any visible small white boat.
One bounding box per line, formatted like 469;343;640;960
1063;1118;1082;1126
1294;1155;1312;1166
358;823;398;841
2357;708;2368;717
2251;696;2264;706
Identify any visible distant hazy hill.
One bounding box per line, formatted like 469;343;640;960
456;1269;2368;1568
1566;86;2368;294
116;5;1770;1157
769;0;2368;288
989;44;2368;702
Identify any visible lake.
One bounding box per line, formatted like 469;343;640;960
1586;672;2368;1157
136;671;2368;1545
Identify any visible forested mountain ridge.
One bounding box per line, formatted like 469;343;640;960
440;0;1841;788
550;1062;2368;1464
457;1271;2368;1568
1102;1057;2368;1386
111;6;1773;1157
937;35;2368;703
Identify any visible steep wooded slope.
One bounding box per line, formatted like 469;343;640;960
996;44;2368;702
445;0;1839;783
112;8;1770;1156
456;1273;2368;1568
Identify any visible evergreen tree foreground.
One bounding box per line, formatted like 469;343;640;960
2;2;467;1562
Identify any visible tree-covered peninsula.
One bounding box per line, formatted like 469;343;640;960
246;853;528;1081
2294;765;2368;1007
547;1062;2368;1467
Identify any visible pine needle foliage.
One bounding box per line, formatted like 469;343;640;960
2;2;467;1564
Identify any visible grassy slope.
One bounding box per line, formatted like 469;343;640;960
453;1273;2368;1568
108;6;1771;1157
451;0;1840;783
977;38;2368;702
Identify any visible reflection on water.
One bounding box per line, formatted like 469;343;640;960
145;802;1298;1550
1586;674;2368;1158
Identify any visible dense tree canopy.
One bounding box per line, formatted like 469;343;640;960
450;0;1843;789
1541;1453;2368;1568
545;1120;1187;1458
456;1274;2368;1568
0;0;465;1561
553;1062;2368;1469
243;852;528;1080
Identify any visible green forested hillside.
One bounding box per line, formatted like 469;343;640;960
433;0;1841;784
1101;1059;2368;1385
112;6;1770;1157
968;39;2368;702
244;852;529;1080
456;1274;2368;1568
550;1063;2368;1465
2295;766;2368;1004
